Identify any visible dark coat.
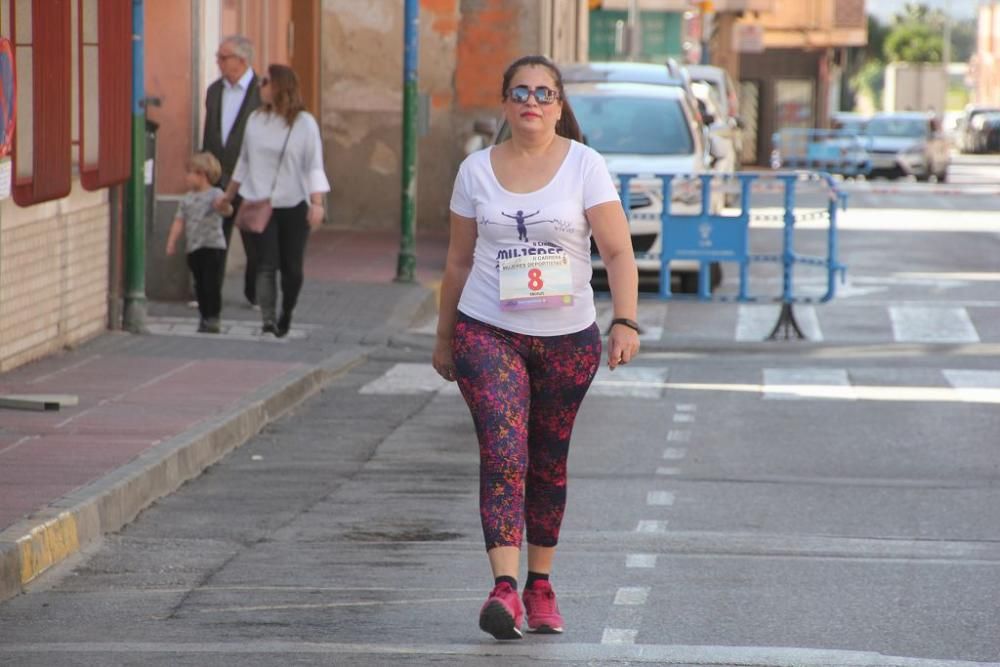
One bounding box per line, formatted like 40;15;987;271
202;72;262;187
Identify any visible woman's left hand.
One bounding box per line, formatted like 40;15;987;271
307;203;324;230
607;324;640;371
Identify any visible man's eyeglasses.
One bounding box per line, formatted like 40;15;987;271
506;85;559;105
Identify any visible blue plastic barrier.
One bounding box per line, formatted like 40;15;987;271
771;128;872;177
608;171;848;340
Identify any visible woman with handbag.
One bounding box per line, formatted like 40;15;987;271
215;64;329;337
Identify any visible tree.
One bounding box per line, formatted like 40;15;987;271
884;9;944;63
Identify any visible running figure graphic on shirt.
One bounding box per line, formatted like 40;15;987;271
501;210;542;241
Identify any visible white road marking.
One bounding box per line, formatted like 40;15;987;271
736;305;823;342
636;520;668;534
2;641;990;665
666;430;690;442
943;369;1000;404
637;326;664;342
614;587;650;606
625;554;657;568
667;381;1000;405
647;491;675;506
889;306;980;343
600;628;638;645
672;412;695;423
590;366;670;399
359;363;446;395
675;403;697;412
145;316;313;342
763;368;853;401
656;467;681;475
662;447;687;460
597;303;667;343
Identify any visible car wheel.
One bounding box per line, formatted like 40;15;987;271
936;169;948;183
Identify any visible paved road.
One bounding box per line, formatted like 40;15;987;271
0;155;997;667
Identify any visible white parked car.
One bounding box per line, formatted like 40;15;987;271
567;81;721;292
866;112;950;181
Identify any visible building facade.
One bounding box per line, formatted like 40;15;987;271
0;0;131;373
0;0;588;374
729;0;867;165
973;2;1000;106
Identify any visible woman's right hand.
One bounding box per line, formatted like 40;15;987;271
432;337;457;382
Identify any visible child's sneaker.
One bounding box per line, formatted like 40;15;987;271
522;580;563;634
478;582;524;640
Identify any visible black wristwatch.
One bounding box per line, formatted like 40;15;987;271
610;318;641;333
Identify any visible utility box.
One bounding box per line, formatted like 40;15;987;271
884;63;948;115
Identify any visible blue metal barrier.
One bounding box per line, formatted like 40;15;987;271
771;128;872;177
608;171;848;340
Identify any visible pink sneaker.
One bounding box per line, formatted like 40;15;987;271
522;580;564;633
478;582;524;640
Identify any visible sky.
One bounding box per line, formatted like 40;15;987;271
868;0;981;22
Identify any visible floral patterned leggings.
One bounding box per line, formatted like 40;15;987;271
453;313;601;551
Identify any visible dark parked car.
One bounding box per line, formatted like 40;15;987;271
969;111;1000;153
956;105;1000;153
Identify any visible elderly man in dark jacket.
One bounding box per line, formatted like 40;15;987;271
203;35;261;308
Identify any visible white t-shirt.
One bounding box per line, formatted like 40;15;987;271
449;140;619;336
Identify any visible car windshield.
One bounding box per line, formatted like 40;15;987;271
867;117;927;138
569;94;694;155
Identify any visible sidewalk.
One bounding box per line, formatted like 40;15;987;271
0;227;448;603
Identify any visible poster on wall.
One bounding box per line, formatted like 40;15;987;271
0;36;16;200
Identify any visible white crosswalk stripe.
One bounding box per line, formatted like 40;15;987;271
145;316;313;342
736;304;823;342
359;363;669;398
763;368;853;401
889;306;980;343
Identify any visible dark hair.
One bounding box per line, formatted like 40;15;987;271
263;64;306;126
500;55;582;142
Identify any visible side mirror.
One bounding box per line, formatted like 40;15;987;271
702;112;717;127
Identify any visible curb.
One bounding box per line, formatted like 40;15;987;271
0;346;369;604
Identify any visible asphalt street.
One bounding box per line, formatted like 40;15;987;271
0;154;998;666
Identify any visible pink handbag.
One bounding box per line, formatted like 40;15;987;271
234;198;273;233
233;126;292;234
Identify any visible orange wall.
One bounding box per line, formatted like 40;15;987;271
144;0;193;196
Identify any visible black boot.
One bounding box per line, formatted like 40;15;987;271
275;311;292;338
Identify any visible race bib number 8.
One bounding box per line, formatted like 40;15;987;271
498;252;574;311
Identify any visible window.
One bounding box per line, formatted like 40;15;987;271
570;94;695;156
10;0;73;205
78;0;131;190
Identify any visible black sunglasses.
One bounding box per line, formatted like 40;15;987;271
507;85;559;105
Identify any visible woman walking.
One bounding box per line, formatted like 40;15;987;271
217;64;329;337
432;55;640;640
